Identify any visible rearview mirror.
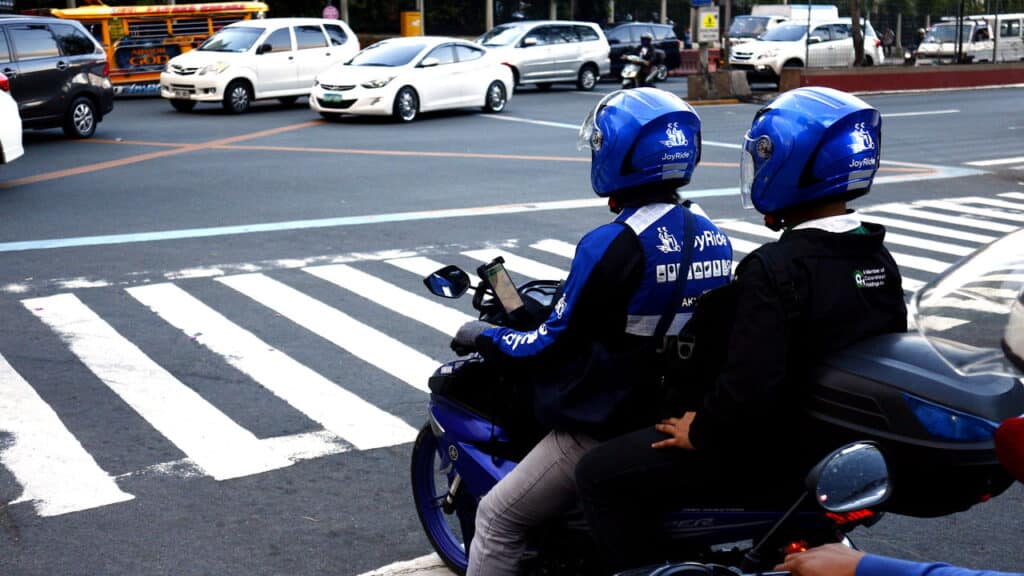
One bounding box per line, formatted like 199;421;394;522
424;266;471;299
419;57;440;67
808;36;823;44
257;43;272;54
807;442;890;513
522;36;538;47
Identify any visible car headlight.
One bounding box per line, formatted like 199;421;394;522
164;62;174;73
759;49;778;58
198;62;230;76
361;77;395;89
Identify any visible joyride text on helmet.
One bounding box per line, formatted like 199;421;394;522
579;88;703;199
739;86;882;216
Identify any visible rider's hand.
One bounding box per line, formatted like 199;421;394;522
774;543;865;576
651;412;696;450
450;320;496;355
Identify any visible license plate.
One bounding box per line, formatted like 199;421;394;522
321;92;343;103
173;90;190;98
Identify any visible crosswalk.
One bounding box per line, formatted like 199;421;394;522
1;193;1023;519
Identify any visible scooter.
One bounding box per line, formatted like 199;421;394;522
621;54;659;89
412;228;1024;574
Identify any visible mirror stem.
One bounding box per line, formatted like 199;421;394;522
743;492;808;571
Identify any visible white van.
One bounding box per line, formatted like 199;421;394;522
729;5;839;46
980;13;1024;62
160;18;360;113
476;20;610;91
915;18;997;64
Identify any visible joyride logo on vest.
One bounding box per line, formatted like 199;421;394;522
617;203;733;338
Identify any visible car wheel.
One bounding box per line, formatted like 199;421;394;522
393;86;419;122
278;96;299;106
655;63;669;82
223;80;253;114
863;56;874;66
170;99;196;112
782;59;804;69
576;65;598;91
536;82;553;91
63;96;97;139
482;81;507;113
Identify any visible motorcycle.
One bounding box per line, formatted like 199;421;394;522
621;54;659;89
411;228;1024;575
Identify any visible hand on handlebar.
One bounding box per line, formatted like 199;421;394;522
774;544;865;576
450;320;496;355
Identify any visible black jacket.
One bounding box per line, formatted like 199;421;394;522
688;222;907;455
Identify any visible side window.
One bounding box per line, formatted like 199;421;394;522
51;24;97;56
1000;19;1021;38
324;23;348;46
295;25;328;50
522;26;549;46
607;27;629;43
809;25;832;43
575;25;600;41
631;25;655;42
548;26;576;44
425;44;456;65
9;25;60;61
454;44;484;62
829;24;850;41
0;27;10;64
655;25;675;40
264;28;292;53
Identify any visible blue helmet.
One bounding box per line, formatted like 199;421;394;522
579;88;702;199
740;87;882;215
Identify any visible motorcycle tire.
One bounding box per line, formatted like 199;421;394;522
411;423;477;574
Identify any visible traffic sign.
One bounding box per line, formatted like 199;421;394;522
691;0;713;6
698;6;720;42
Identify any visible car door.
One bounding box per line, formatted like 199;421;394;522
323;23;356;64
6;24;65;123
254;27;297;96
452;43;488;106
828;23;854;66
415;43;457;110
806;24;833;67
546;25;580;80
293;24;332;90
516;25;553;82
51;23;103;90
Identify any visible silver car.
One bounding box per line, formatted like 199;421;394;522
477;20;611;91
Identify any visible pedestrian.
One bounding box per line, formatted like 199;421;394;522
883;27;896;57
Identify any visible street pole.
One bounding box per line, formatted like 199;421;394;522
992;0;999;62
608;0;615;23
341;0;349;23
417;0;425;34
724;0;731;59
896;13;902;51
486;0;493;31
661;0;667;23
550;0;557;20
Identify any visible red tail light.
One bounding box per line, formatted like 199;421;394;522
875;39;882;47
0;71;8;92
103;62;110;77
826;508;876;525
785;540;809;555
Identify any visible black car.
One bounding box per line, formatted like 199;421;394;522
0;15;113;138
604;22;682;80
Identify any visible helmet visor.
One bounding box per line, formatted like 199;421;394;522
739;133;756;209
578;90;623;151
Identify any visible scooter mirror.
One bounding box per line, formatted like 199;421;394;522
995;417;1024;484
807;442;890;513
424;266;471;299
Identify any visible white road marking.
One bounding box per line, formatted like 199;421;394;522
868;204;1019;232
918;200;1024;223
128;283;417;450
959;196;1024;211
882;109;959;118
858;213;995;244
23;293;292;481
387;256;451;278
0;353;134;517
882;232;974;256
530;238;576;259
999;192;1024;200
463;249;568;280
217;274;436;393
918;315;970;332
928;296;1012;314
305;264;474;336
965;156;1024;167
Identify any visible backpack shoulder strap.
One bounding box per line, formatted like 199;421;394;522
747;244;801;322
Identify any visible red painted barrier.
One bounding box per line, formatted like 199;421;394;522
786;63;1024;93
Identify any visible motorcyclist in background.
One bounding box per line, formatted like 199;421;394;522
628;32;660;87
451;88;733;576
575;87;909;571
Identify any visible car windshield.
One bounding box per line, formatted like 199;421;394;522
198;27;262;52
730;16;770;38
911;229;1024;377
348;41;426;67
925;23;974;43
761;24;807;41
479;24;524;46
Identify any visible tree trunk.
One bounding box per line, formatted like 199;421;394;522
850;0;864;65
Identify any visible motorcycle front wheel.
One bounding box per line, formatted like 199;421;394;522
411;423;477;574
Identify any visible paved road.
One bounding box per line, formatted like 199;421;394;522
0;79;1022;575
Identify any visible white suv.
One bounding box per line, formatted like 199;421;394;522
730;18;884;80
160;18;359;113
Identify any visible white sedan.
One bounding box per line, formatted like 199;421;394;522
1;73;24;166
310;36;513;122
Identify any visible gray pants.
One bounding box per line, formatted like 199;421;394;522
466;429;600;576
